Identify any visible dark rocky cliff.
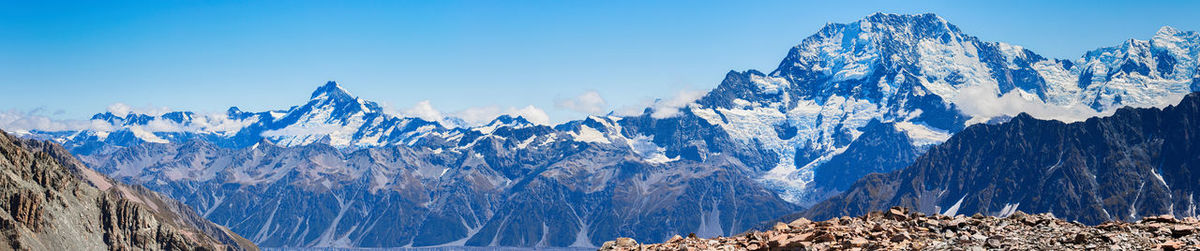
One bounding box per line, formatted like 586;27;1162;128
805;92;1200;225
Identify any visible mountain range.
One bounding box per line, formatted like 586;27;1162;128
12;13;1200;248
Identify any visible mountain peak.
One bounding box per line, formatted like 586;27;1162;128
1154;25;1199;44
1158;26;1181;36
770;12;970;93
862;12;943;23
310;81;353;100
487;115;532;127
854;12;959;36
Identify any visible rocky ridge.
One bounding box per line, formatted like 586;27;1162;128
0;130;257;250
803;92;1200;224
602;207;1200;250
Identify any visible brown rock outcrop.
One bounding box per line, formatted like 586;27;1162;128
602;207;1200;250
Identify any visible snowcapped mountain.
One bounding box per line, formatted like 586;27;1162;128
52;81;450;152
16;13;1200;248
1073;26;1200;110
689;13;1199;204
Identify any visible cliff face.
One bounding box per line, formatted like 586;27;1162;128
0;130;257;251
804;92;1200;224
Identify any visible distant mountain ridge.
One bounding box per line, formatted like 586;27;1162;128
11;13;1200;248
60;81;449;152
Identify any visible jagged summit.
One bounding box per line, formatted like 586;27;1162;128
298;81;381;113
310;81;353;100
777;13;962;75
486;114;532;127
842;12;958;38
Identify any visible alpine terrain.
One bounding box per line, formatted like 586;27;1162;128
12;13;1200;248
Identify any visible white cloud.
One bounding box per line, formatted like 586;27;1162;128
452;105;550;126
510;105;550;125
453;106;502;126
613;100;654;117
402;100;444;122
954;85;1187;125
106;102;170;117
613;88;709;118
0;104;263;139
383;100;552;128
106;103;132;117
555;90;608;114
956;85;1100;124
649;89;708;119
138;112;258;136
0;109;99;132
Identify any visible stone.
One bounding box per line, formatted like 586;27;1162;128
615;237;638;247
887;207;908;220
1159;240;1184;251
1143;215;1178;224
1009;211;1027;220
773;222;791;231
848;237;868;247
1070;233;1087;243
789;217;812;228
890;233;910;242
986;236;1003;247
1171;225;1196;238
814;232;836;243
600;240;617;249
948;218;967;228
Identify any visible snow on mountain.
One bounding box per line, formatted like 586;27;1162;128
12;13;1200;248
689;13;1200;205
1072;26;1200;111
29;15;1200;204
42;81;454;151
30;14;1200;208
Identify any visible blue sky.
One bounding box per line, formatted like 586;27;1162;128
2;0;1198;123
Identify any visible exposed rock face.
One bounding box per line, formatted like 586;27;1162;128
606;207;1200;250
15;13;1200;248
0;130;257;250
804;92;1200;224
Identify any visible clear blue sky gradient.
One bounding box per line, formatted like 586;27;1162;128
2;0;1198;122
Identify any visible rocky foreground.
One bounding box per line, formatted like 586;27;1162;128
600;207;1200;250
